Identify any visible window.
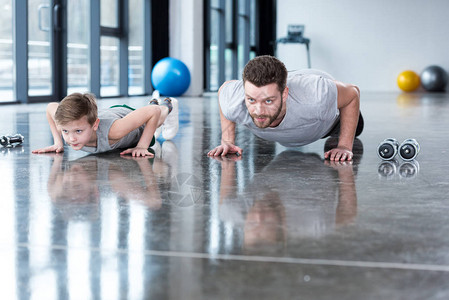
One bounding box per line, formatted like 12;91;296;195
100;36;119;97
205;0;258;92
0;0;13;102
5;0;152;103
28;0;52;96
67;0;89;94
128;0;144;95
100;0;120;97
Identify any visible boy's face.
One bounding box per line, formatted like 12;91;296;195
58;116;99;150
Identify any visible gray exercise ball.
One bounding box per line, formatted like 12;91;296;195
420;65;448;92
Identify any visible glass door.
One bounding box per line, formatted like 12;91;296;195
67;0;89;95
28;0;65;102
0;0;13;102
100;0;120;97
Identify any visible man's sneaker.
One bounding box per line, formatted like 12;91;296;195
161;97;179;140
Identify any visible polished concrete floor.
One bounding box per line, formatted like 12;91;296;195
1;91;449;299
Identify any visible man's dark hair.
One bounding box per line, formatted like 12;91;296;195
242;55;288;92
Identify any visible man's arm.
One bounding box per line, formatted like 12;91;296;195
324;81;360;161
208;80;243;157
110;105;161;157
32;102;65;153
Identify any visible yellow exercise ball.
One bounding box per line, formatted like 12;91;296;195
397;70;420;92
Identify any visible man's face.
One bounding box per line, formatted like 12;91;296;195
244;81;287;128
58;116;98;150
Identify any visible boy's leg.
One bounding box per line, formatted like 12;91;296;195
157;104;170;127
149;97;165;138
160;98;179;140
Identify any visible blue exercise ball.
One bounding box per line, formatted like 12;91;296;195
151;57;191;96
420;65;448;92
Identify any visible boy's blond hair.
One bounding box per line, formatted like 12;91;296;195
55;93;98;125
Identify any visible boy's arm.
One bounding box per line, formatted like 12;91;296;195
109;105;161;157
32;103;65;153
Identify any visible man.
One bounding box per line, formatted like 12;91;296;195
207;55;363;161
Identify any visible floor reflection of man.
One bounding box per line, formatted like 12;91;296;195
214;150;358;251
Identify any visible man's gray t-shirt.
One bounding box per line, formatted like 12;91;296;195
82;106;144;154
219;69;339;147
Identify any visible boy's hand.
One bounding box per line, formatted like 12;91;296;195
120;147;154;157
32;144;64;154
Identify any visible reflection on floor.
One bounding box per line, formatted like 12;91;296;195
1;92;449;299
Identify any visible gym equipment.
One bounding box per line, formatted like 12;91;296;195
151;57;191;96
0;134;24;147
377;138;399;160
397;70;420;92
274;24;311;68
399;138;420;161
420;65;448;92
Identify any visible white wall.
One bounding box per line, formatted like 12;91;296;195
277;0;449;92
169;0;204;96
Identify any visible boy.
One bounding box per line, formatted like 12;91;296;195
32;92;178;157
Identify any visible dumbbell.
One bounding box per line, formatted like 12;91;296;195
0;134;24;147
377;138;399;160
398;138;420;161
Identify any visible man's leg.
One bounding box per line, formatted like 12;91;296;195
322;112;364;138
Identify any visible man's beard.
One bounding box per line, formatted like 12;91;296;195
250;96;283;128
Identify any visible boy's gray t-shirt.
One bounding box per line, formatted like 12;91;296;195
219;69;339;147
82;106;144;154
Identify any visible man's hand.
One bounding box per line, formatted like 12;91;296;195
32;144;64;154
324;146;353;161
208;143;243;157
120;147;154;157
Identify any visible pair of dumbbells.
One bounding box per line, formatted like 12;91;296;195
377;138;420;161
